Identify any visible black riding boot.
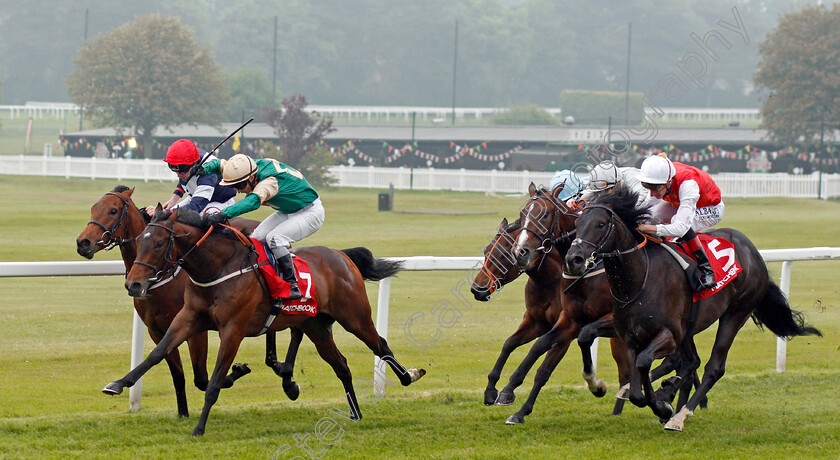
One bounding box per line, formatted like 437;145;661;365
276;253;302;300
692;248;716;291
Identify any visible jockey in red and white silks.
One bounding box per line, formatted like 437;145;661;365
637;155;725;290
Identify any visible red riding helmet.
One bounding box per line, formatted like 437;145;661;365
164;139;200;165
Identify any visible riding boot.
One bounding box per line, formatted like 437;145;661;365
276;253;302;300
691;246;716;291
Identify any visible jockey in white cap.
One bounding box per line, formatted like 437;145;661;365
636;155;725;290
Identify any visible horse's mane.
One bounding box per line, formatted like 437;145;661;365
151;209;247;242
589;183;650;230
112;185;131;193
506;218;521;232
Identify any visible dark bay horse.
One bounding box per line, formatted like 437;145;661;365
104;207;425;436
76;186;302;417
565;185;821;431
473;183;631;424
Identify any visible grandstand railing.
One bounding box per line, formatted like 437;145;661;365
1;247;838;409
2;156;838;199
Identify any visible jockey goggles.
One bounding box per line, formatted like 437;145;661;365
640;182;665;191
168;163;193;173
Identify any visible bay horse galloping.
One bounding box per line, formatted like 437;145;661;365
473;183;632;424
76;186;302;417
565;185;821;431
104;207;425;436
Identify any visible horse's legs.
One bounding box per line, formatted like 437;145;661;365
665;315;748;431
186;331;209;391
637;329;680;421
505;327;575;424
104;308;203;396
148;327;189;418
192;324;247;437
577;314;617;398
484;314;550;405
264;328;303;400
610;337;632;416
301;317;362;421
335;306;424;387
495;314;570;406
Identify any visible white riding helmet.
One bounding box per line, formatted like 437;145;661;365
219;154;258;186
586;161;621;192
638;155;675;185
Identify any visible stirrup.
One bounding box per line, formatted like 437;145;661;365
286;283;302;300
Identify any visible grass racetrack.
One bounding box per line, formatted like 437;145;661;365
0;175;837;459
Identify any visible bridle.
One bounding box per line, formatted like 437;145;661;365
133;221;193;284
570;204;650;306
479;225;522;293
519;192;579;259
134;219;264;290
88;192;134;251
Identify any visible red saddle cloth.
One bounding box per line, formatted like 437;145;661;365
670;233;742;302
250;238;318;316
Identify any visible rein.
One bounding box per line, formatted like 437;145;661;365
88;191;135;250
571;203;651;306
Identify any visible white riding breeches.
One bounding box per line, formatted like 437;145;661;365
251;198;325;252
650;200;725;233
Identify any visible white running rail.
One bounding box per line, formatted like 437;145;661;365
1;248;838;409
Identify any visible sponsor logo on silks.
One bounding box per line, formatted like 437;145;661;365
281;303;316;314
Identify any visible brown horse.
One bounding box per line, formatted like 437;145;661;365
104;207;425;436
565;185;822;431
76;186;302;417
472;183;632;424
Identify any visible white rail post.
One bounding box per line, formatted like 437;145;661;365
128;310;146;411
776;261;793;373
373;277;392;395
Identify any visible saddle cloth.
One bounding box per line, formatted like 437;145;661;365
669;233;742;302
250;238;318;316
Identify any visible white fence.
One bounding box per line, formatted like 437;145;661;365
2;155;840;199
1;248;838;410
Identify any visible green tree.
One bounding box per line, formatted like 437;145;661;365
263;94;336;182
225;64;273;122
755;4;840;148
66;14;229;158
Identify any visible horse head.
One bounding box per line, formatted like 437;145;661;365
512;182;578;271
471;217;523;301
125;205;192;298
566;184;649;276
76;186;140;258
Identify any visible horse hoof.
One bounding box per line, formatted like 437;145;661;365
407;368;426;384
102;382;124;395
657;403;676;424
591;380;607;398
484;388;499;406
505;413;525;425
190;428;205;437
284;382;300;401
232;363;252;376
664;418;684;431
495;391;515;406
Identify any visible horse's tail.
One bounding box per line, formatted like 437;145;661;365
341;247;404;281
752;281;822;338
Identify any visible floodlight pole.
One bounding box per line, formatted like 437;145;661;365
79;8;89;132
624;22;632;127
451;20;459;126
272;16;278;108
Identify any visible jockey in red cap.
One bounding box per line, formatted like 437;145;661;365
145;139;236;217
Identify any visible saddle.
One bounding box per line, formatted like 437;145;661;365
653;233;742;302
249;238;318;316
